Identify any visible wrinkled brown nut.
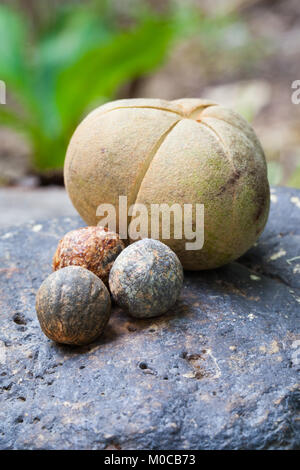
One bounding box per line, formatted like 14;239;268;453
64;98;270;270
109;238;184;319
36;266;111;346
53;226;124;285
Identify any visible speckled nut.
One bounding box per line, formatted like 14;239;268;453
109;238;183;318
53;226;124;285
36;266;111;345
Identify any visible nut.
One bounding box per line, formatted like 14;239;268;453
53;226;124;284
109;238;183;318
36;266;111;345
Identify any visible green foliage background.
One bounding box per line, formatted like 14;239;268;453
0;0;253;173
0;0;298;188
0;2;182;169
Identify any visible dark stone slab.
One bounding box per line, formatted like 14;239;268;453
0;186;299;450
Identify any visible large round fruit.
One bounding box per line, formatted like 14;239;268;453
64;98;270;270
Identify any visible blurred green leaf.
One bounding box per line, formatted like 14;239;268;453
55;18;175;134
0;3;181;170
0;107;29;131
0;1;252;172
31;7;114;139
37;9;113;71
0;5;29;87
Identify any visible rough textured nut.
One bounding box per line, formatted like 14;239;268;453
53;226;124;285
36;266;111;345
64;98;270;270
109;238;183;318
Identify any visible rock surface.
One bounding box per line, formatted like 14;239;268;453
0;186;299;450
0;187;76;228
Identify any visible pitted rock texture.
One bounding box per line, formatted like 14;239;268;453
109;238;184;318
0;187;299;450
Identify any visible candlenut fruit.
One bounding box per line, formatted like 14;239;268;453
64;98;270;270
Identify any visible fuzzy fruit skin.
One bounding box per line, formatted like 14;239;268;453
109;238;183;318
64;98;270;270
36;266;111;345
53;226;124;285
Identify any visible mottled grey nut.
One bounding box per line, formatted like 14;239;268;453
109;239;184;318
36;266;111;345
